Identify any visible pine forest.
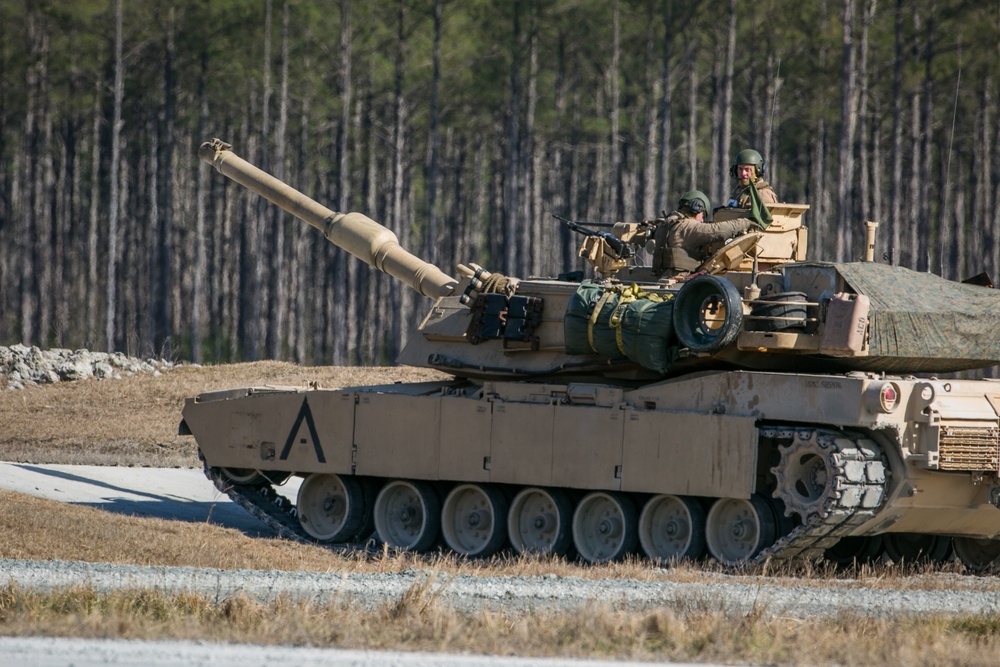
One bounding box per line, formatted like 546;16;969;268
1;0;997;365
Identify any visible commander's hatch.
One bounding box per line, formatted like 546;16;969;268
708;203;810;272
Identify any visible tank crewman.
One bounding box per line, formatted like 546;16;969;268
651;190;759;277
727;148;778;207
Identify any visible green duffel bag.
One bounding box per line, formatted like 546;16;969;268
616;298;677;374
565;283;678;373
564;282;626;359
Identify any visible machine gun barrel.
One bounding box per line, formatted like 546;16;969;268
198;139;457;298
554;214;634;259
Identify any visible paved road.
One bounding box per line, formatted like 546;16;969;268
0;461;299;535
0;637;723;667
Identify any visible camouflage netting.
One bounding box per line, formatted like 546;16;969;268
825;262;1000;373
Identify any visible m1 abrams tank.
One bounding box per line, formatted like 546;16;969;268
181;138;1000;569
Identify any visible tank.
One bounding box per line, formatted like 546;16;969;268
181;138;1000;570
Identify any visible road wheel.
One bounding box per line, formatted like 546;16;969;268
953;537;1000;574
296;473;370;543
572;492;638;564
638;494;706;564
883;533;952;565
507;487;573;557
373;480;441;552
705;495;777;565
441;483;508;558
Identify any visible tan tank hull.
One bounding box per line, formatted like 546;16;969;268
183;369;1000;567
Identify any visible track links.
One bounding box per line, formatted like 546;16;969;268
755;427;888;566
202;463;376;555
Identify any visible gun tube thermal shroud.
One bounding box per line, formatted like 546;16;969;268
198;139;458;299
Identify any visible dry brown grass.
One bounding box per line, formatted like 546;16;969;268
1;583;999;666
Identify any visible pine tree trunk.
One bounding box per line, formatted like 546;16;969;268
908;91;922;269
266;0;289;360
608;0;621;219
718;0;736;208
192;48;209;364
919;5;934;272
155;7;176;355
426;0;441;264
524;4;540;274
708;55;721;206
87;72;101;348
856;0;874;228
505;1;522;275
106;0;124;352
36;32;54;348
835;0;858;262
763;54;781;187
889;0;904;265
655;0;671;214
685;42;697;191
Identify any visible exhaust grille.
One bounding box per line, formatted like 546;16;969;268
938;425;1000;471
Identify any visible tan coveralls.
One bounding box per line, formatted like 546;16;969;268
729;179;778;207
651;211;754;276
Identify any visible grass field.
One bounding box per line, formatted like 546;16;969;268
2;362;1000;665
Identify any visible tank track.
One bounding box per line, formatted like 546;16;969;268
752;427;888;566
202;462;375;555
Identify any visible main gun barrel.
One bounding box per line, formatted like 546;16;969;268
198;139;457;298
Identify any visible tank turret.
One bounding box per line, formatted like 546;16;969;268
200;139;1000;380
184;138;1000;571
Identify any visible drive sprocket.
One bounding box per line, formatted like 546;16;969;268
770;428;886;524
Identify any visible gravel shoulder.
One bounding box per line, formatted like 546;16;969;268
6;554;1000;619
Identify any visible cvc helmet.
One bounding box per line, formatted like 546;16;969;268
678;190;710;217
730;148;766;179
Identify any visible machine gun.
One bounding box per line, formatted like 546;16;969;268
554;214;635;261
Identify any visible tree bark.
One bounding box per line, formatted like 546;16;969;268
505;1;522;275
192;48;209;364
918;3;935;272
266;0;289;360
608;0;621;219
889;0;903;265
718;0;736;209
154;7;176;356
106;0;124;352
524;2;540;274
426;0;441;264
655;0;672;214
86;71;101;349
856;0;874;230
908;90;922;270
835;0;858;262
685;42;697;191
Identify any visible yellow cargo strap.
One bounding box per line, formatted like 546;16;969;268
587;290;615;353
607;284;671;356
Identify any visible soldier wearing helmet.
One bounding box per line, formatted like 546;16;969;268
728;148;778;207
651;190;759;277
